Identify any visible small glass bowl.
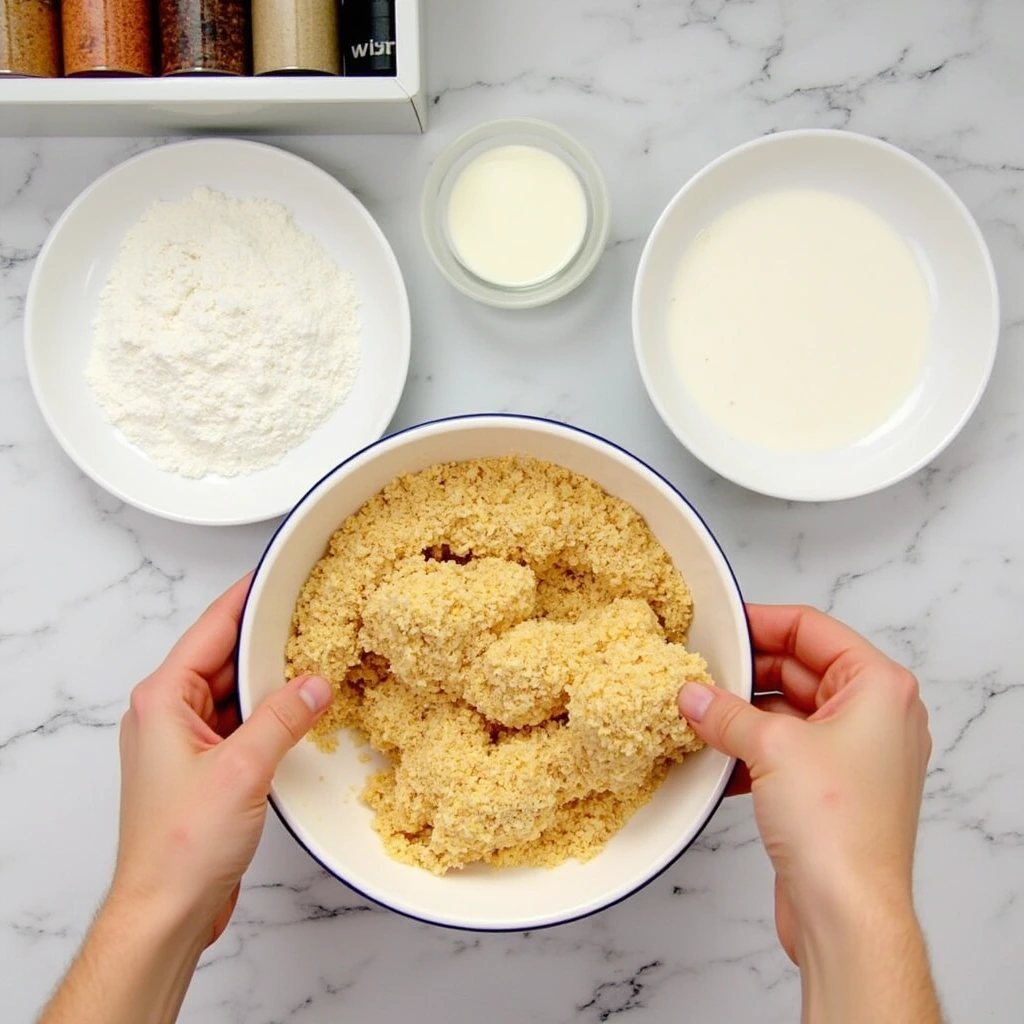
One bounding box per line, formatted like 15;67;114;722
421;118;611;309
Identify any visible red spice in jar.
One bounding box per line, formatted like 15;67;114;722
158;0;249;76
62;0;153;75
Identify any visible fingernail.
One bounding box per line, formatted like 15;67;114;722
678;682;714;722
298;675;332;714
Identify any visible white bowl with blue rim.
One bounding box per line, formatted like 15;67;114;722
236;414;752;931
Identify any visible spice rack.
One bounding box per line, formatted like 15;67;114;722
0;0;424;135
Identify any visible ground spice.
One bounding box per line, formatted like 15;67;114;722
62;0;153;75
1;0;61;76
158;0;248;75
252;0;338;75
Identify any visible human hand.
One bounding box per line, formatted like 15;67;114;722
111;575;333;948
677;604;931;966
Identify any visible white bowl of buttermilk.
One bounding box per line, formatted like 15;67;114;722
237;414;752;931
633;129;999;502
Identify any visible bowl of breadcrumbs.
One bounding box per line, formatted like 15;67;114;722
238;415;752;930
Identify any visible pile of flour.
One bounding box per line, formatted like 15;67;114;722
86;187;361;478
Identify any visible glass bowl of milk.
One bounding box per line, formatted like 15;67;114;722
421;118;611;309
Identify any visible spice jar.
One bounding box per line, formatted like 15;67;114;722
252;0;338;75
341;0;396;77
62;0;153;75
158;0;248;75
1;0;61;76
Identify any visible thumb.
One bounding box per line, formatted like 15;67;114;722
229;674;333;772
678;681;767;764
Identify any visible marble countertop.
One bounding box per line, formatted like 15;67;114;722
3;0;1023;1020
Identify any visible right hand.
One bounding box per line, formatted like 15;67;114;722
677;604;932;964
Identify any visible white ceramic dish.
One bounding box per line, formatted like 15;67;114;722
237;415;752;931
633;129;999;502
25;138;411;526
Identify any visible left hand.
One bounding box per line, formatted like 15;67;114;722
110;575;333;947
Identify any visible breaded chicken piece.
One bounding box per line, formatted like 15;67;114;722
363;688;492;842
567;604;709;794
465;599;675;730
468;619;576;727
573;634;708;794
371;722;579;873
359;556;536;696
358;674;450;757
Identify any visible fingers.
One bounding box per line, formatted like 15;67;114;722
678;682;772;764
208;660;239;706
754;653;821;712
746;604;896;677
129;670;214;726
723;695;806;797
754;694;809;720
180;670;216;724
811;657;920;721
224;675;332;773
165;573;254;679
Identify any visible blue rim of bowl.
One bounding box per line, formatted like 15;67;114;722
234;412;754;932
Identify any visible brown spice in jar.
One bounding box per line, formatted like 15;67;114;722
158;0;249;76
62;0;153;75
252;0;338;75
1;0;61;77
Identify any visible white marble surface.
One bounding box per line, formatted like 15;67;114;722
2;0;1023;1020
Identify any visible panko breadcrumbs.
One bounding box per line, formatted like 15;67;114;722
286;456;711;875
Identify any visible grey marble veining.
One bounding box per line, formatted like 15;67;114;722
2;0;1023;1020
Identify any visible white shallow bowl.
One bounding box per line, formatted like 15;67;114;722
25;138;410;526
633;129;999;502
237;415;753;931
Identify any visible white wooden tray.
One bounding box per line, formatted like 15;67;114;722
0;0;424;135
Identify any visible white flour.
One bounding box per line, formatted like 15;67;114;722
86;187;361;478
